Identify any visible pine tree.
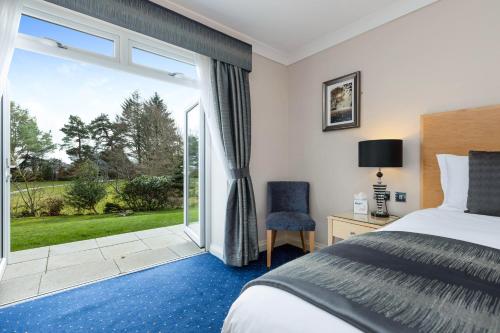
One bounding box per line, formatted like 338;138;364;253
89;114;128;152
61;115;92;162
118;91;145;164
89;113;131;179
141;92;183;176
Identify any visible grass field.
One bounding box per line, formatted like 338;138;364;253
10;181;124;216
11;209;195;251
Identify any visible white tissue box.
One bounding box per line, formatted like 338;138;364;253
353;199;368;215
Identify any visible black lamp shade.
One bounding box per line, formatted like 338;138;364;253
358;139;403;167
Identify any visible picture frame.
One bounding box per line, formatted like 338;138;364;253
322;71;360;131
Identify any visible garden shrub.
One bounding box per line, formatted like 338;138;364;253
120;175;177;211
43;197;64;216
103;202;123;214
65;161;107;213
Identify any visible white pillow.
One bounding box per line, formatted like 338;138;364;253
436;154;469;211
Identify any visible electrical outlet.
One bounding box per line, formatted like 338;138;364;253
395;192;407;202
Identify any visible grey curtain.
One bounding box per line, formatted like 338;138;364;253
44;0;252;71
211;60;258;267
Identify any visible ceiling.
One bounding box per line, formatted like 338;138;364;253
154;0;438;65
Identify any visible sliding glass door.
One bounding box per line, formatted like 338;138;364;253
183;103;205;247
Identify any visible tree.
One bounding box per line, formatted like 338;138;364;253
89;113;132;180
89;114;127;152
65;161;107;213
118;91;145;164
116;91;183;177
10;102;55;166
10;102;56;216
187;135;199;168
89;114;114;153
140;92;183;176
61;115;93;162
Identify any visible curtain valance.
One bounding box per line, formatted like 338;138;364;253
44;0;252;71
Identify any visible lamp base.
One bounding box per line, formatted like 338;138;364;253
373;182;388;217
371;211;390;218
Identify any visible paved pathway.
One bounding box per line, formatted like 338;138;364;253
0;224;203;306
11;184;67;194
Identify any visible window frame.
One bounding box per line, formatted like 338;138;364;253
129;40;198;80
16;0;198;89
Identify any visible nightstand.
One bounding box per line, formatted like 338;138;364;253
326;212;400;245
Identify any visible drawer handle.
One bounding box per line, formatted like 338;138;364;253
350;231;356;236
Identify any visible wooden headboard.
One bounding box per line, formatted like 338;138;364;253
420;105;500;208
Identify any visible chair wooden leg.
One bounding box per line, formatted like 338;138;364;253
267;230;273;268
300;231;306;253
271;230;277;249
309;231;315;253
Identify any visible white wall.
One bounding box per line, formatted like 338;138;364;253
287;0;500;245
249;54;290;247
209;53;290;257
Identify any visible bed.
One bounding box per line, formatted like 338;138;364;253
222;105;500;333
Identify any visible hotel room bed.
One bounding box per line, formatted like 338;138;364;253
222;208;500;333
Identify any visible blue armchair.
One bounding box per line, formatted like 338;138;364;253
266;181;315;268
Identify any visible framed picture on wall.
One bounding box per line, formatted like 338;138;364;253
322;71;360;131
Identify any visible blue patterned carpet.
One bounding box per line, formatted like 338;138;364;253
0;245;303;333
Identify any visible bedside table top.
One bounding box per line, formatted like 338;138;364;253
330;212;400;227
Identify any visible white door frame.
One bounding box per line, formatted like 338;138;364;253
1;88;12;275
183;102;206;248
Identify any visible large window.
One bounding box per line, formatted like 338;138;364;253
6;1;203;253
16;1;198;88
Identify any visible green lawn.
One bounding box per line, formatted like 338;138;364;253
11;209;189;251
11;180;125;216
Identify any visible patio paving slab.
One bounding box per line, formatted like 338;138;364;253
115;248;179;273
2;258;47;280
50;239;99;256
141;234;188;250
39;260;120;294
100;240;149;259
167;224;186;234
0;274;41;305
134;227;174;239
168;241;203;257
47;249;105;271
95;233;139;247
8;247;49;264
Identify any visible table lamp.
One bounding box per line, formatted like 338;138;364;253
358;139;403;217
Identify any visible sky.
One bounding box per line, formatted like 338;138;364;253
8;15;200;163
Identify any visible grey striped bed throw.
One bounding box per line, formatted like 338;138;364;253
244;231;500;333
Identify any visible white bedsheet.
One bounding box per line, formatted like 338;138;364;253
222;208;500;333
